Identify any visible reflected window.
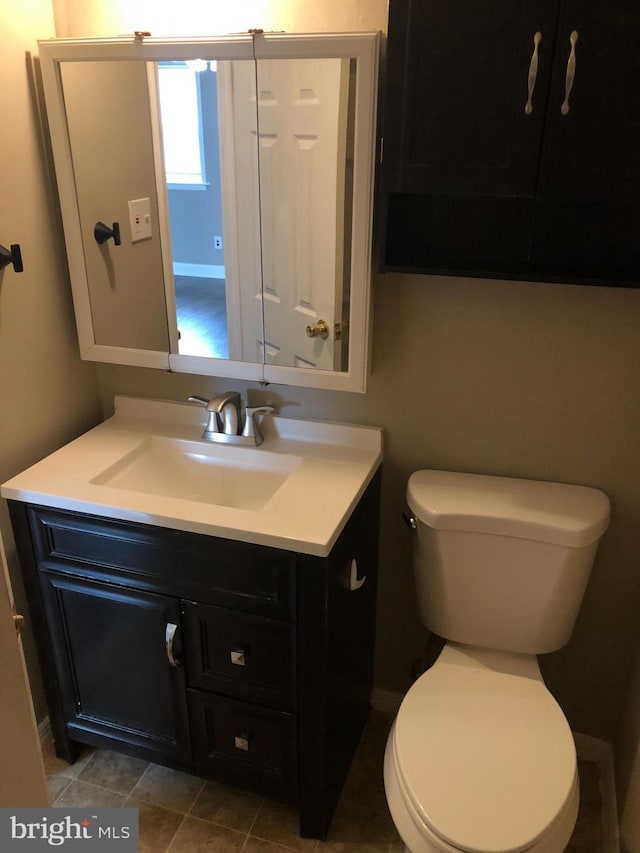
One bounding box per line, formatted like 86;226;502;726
158;62;207;187
156;59;229;360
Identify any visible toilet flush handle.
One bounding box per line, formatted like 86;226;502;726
402;511;417;530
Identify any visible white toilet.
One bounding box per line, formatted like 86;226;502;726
384;470;610;853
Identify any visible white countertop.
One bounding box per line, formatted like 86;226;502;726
1;396;383;557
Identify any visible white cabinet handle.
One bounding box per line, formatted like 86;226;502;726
561;31;579;115
525;32;542;114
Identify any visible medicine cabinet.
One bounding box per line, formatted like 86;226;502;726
39;32;379;391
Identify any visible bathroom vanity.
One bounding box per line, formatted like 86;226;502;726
2;397;382;838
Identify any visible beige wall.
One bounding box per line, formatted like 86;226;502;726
6;0;640;812
0;0;103;719
94;274;640;743
52;0;640;745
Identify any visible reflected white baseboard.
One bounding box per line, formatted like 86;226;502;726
173;262;225;279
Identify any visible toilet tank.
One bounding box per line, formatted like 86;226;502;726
407;470;610;655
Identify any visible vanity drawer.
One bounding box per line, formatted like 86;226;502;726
188;690;297;795
26;506;295;619
182;601;296;710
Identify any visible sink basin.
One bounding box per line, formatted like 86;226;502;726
1;396;383;554
91;436;302;511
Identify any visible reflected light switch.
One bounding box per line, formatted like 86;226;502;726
128;197;152;242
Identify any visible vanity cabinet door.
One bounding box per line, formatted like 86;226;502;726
381;0;556;276
530;0;640;283
382;0;558;197
381;0;640;285
38;570;191;761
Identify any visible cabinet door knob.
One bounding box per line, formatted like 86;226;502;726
234;731;251;751
230;648;247;667
561;31;579;115
525;32;542;115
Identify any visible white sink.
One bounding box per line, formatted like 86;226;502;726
1;396;383;555
91;436;302;511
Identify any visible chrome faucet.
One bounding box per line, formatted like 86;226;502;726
187;393;274;446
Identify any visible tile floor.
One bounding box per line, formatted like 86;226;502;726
43;711;605;852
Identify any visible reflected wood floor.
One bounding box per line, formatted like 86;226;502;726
42;711;605;852
175;275;228;359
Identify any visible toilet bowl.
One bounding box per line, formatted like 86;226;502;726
385;470;610;853
384;643;579;853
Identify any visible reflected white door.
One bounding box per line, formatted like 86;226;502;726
0;534;48;806
258;57;349;370
218;60;264;363
226;57;350;370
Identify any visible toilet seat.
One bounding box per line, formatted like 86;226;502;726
388;643;578;853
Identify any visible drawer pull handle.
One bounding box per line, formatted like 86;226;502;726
165;622;181;667
525;31;542;115
230;649;247;666
234;732;251;751
561;30;579;115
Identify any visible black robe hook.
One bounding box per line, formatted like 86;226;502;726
0;243;23;273
94;221;121;246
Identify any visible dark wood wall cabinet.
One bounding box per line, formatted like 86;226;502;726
8;470;380;839
380;0;640;286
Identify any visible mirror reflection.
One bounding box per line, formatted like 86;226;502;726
156;55;357;370
256;57;355;372
60;59;170;353
154;56;263;365
158;60;230;359
40;33;378;390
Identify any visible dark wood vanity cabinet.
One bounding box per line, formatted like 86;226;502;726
38;572;192;760
381;0;640;285
8;469;380;839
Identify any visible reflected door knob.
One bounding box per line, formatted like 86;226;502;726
306;319;329;339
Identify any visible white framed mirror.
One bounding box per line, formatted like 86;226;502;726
38;31;379;391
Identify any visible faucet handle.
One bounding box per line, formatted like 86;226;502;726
242;405;275;444
187;395;221;436
188;395;210;408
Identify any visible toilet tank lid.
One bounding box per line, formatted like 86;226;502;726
407;470;610;547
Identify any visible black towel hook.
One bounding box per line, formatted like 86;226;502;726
94;221;121;246
0;243;23;273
